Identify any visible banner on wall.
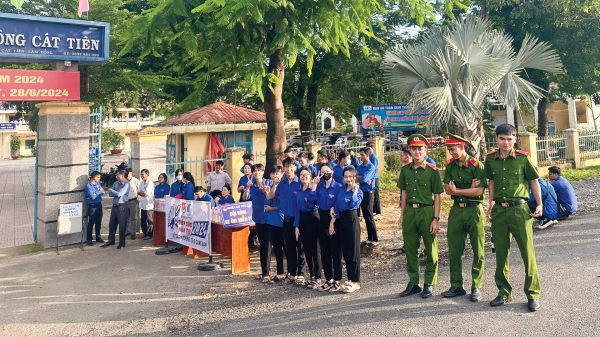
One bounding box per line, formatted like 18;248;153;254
164;197;211;254
360;104;431;132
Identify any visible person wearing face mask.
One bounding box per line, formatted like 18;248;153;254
182;172;196;200
170;169;185;198
154;173;170;199
334;151;352;185
297;167;321;289
315;163;343;292
219;184;235;205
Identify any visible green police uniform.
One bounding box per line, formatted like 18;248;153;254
484;148;540;300
398;135;444;286
443;135;487;290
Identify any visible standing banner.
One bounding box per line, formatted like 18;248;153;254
165;197;211;254
219;202;254;228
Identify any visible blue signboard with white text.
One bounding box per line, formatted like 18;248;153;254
0;122;16;130
361;104;431;132
0;13;110;64
220;202;254;228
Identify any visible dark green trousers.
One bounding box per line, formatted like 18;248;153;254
403;206;438;286
491;203;540;300
447;204;486;289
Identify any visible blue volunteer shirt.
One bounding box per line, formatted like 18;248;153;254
333;163;351;184
296;186;318;213
219;194;235;205
247;178;273;224
265;198;284;227
529;178;558;219
182;182;195;200
356;161;377;192
425;155;437;167
275;176;301;227
170;181;184;197
238;175;252;191
316;180;343;211
196;193;216;208
85;181;104;205
551;176;578;213
351;157;360;168
154;183;170;199
369;152;379;179
333;186;363;218
109;180;130;205
297;164;318;178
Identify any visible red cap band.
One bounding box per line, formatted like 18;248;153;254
445;138;465;146
409;139;427;146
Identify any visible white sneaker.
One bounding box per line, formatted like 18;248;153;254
538;218;554;229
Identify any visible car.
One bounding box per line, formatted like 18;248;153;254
288;134;305;148
423;134;444;147
336;136;366;149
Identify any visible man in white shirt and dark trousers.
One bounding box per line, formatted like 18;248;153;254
125;168;140;240
207;160;232;199
138;169;155;240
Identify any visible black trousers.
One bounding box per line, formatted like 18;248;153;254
140;209;154;237
255;223;272;277
361;190;378;242
340;209;361;282
373;178;381;214
300;210;321;279
318;209;342;281
283;217;305;277
270;225;285;275
108;204;129;246
87;203;103;242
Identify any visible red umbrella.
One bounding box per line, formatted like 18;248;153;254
207;133;225;172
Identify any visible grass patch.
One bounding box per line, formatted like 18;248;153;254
21;243;44;254
380;170;399;191
560;165;600;181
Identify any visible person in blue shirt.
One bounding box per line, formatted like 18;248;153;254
239;153;254;173
548;166;578;218
243;164;274;282
170;169;185;197
425;154;437;167
357;147;379;248
529;178;558;229
297;167;321;288
284;147;302;170
265;165;285;283
268;157;304;285
182;172;196;200
238;163;254;202
334;151;352;184
219;184;235;205
296;152;318;177
103;170;130;249
154;173;171;199
85;171;105;246
348;149;360;168
366;141;382;215
314;163;344;292
194;186;215;208
331;165;363;293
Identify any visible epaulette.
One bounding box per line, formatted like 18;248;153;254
427;163;438;170
445;158;455;165
402;162;411;167
516;150;530;156
486;150;496;156
469;158;479;167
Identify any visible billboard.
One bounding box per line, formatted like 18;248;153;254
360;104;431;132
0;69;80;101
0;13;110;64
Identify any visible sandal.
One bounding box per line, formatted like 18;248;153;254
279;275;295;286
255;274;263;280
329;281;342;292
295;275;306;286
269;275;285;284
317;280;332;292
261;276;271;283
360;241;369;247
342;281;361;293
367;242;379;249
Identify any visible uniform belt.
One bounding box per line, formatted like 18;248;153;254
454;201;481;208
129;197;137;201
495;199;527;208
113;203;125;207
407;202;432;209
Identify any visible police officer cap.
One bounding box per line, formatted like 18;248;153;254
407;134;428;147
443;132;470;146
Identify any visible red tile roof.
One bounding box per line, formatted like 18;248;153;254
164;101;266;125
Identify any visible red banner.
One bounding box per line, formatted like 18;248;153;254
0;69;80;101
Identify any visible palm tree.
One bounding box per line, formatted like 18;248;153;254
382;16;562;157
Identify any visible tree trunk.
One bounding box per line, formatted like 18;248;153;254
480;0;489;20
462;115;486;161
306;73;319;133
292;60;310;133
514;107;519;132
264;47;286;169
537;93;549;137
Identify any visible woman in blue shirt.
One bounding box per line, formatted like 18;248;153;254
154;173;170;199
170;169;184;197
296;167;321;288
238;163;253;202
332;165;363;293
265;165;285;283
219;184;235;205
314;163;343;292
182;172;196;200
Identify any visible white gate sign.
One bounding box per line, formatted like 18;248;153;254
58;202;83;235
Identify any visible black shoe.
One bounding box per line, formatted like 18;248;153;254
399;284;422;297
441;286;466;298
528;299;540;312
124;233;131;237
96;237;105;243
471;288;482;302
87;241;93;246
117;244;125;249
131;233;136;240
490;295;512;307
101;242;114;248
421;284;433;298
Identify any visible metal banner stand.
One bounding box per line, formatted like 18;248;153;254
198;207;222;271
155;241;180;255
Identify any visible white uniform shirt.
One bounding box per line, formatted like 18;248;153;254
138;178;155;210
207;171;232;192
127;176;140;200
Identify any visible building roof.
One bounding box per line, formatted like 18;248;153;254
164;101;266;126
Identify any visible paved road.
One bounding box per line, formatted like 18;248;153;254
0;210;598;337
0;158;35;249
